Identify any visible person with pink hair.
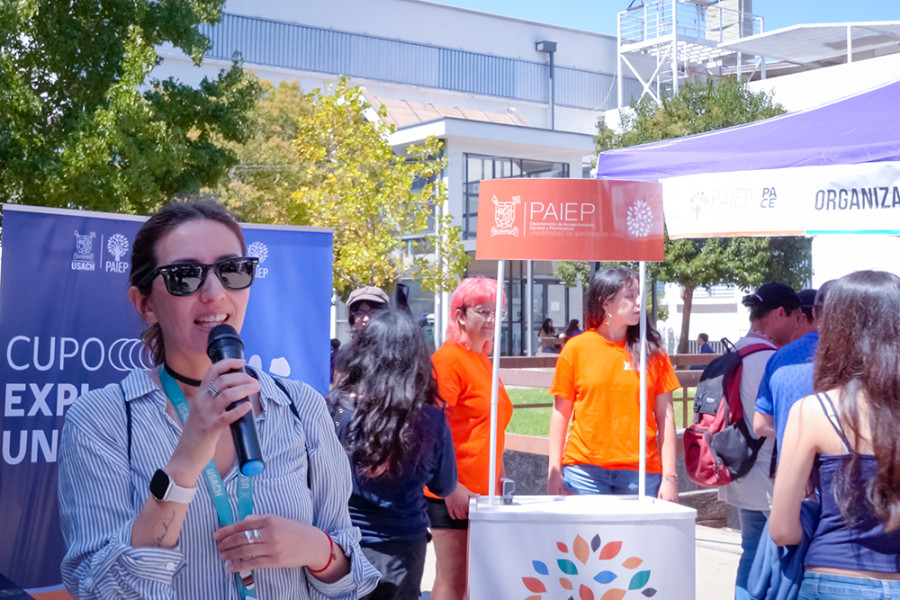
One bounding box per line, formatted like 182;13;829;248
425;277;512;599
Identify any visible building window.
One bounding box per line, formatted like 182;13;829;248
463;153;569;240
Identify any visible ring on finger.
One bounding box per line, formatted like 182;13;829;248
244;529;261;544
208;382;221;398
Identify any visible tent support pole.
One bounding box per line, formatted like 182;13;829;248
638;261;648;499
488;259;505;503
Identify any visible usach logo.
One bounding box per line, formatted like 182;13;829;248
520;533;658;600
491;194;521;237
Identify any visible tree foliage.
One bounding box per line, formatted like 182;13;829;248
214;79;468;299
0;0;260;215
586;77;812;351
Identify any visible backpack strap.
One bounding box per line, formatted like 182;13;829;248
118;383;132;462
814;392;851;452
270;376;311;487
736;343;773;359
271;376;301;422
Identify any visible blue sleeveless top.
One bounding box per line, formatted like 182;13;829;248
803;394;900;573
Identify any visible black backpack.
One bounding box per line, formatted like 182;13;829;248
683;343;771;486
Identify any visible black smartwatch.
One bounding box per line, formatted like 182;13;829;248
150;469;197;504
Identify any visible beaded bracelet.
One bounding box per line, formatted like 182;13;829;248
308;531;337;575
664;474;678;485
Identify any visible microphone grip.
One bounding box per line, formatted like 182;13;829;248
208;324;265;476
228;401;264;477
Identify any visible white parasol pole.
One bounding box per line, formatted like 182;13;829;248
488;259;505;503
638;261;648;499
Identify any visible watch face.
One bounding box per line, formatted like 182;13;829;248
150;469;170;501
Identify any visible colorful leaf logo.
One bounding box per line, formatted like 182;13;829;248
593;571;617;584
558;559;579;575
532;561;549;576
522;577;547;593
574;535;590;564
629;571;651;590
598;541;622;560
518;530;658;599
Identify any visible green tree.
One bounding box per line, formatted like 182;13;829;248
588;77;811;352
0;0;260;215
215;79;468;299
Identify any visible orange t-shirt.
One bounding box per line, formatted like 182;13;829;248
549;330;680;473
426;342;513;496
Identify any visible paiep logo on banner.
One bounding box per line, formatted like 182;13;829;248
477;178;664;262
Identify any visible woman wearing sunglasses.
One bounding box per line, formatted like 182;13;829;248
426;277;512;600
58;200;378;599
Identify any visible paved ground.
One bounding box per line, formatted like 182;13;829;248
418;524;742;598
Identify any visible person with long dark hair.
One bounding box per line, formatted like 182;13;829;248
58;200;378;599
770;271;900;597
538;317;561;353
326;310;457;600
548;267;680;500
562;319;582;345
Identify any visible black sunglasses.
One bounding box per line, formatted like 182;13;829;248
140;256;259;297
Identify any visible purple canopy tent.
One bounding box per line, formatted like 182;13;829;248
594;78;900;239
595;78;900;181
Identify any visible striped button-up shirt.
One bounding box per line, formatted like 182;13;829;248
59;368;379;599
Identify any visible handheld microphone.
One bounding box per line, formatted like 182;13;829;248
207;324;265;477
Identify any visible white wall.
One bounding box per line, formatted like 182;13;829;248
749;52;900;111
224;0;619;71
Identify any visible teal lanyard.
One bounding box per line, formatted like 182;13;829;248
159;368;257;599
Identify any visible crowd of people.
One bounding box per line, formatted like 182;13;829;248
56;198;899;599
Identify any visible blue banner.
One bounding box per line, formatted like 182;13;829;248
0;204;332;593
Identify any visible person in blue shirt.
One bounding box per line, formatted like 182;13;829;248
754;282;833;452
698;332;714;354
691;333;716;370
327;309;458;600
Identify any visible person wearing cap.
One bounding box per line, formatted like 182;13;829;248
722;281;803;600
332;286;391;384
793;288;818;339
754;281;834;455
347;286;390;333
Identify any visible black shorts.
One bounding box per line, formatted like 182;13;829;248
425;497;468;531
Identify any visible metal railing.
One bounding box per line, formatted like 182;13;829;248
619;0;763;46
200;13;642;111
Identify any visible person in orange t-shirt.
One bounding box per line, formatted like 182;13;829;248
426;277;511;600
548;267;680;501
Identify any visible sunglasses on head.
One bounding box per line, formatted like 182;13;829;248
140;256;259;297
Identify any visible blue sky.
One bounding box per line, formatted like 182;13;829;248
432;0;899;36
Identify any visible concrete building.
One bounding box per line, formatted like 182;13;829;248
153;0;900;354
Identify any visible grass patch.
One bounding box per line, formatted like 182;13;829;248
507;388;554;436
506;388;696;436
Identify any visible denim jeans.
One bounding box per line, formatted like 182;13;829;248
799;572;900;599
562;464;661;496
735;508;769;600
